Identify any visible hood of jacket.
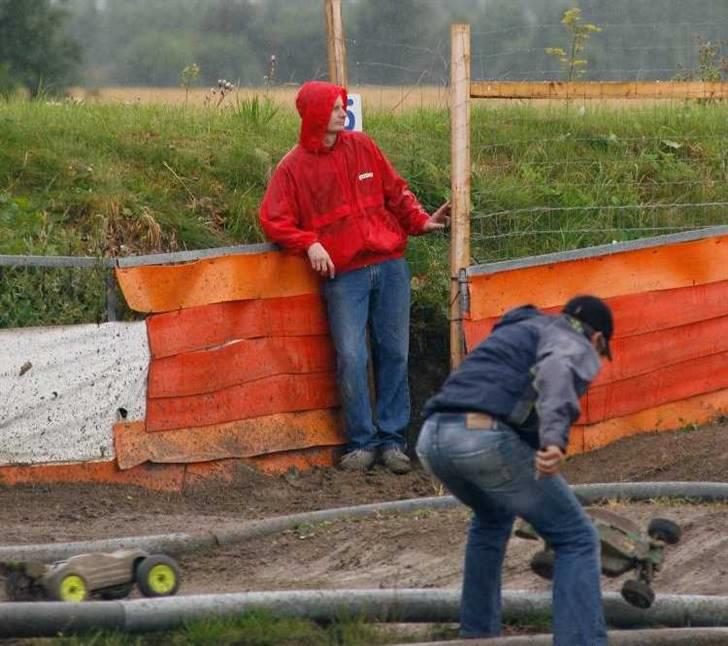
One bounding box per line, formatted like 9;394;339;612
492;305;541;332
295;81;347;153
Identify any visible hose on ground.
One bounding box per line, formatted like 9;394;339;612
1;481;726;561
2;589;728;638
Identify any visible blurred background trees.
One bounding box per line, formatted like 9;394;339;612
0;0;80;95
0;0;725;93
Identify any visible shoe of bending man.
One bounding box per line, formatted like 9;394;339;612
259;81;449;474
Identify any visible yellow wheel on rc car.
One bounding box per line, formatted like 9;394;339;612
52;573;89;602
136;554;181;597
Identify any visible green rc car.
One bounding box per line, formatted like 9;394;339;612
515;508;681;608
1;549;181;602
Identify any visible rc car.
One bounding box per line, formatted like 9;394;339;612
1;549;181;602
515;508;681;608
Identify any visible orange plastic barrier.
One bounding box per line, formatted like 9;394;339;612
585;349;728;424
184;447;340;482
466;233;728;449
148;335;335;398
147;294;329;359
0;460;186;492
146;371;339;432
577;388;728;453
114;410;344;470
464;279;728;350
0;447;343;492
468;234;728;321
116;251;320;313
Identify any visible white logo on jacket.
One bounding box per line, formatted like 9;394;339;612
358;171;374;181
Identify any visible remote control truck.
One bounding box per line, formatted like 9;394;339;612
1;549;181;602
515;508;681;608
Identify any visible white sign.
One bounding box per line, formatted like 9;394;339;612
345;93;363;132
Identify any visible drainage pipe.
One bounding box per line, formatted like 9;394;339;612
1;482;727;562
407;627;728;646
2;590;728;638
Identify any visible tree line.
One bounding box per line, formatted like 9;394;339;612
1;0;725;95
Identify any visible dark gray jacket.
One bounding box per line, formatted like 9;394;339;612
423;306;602;449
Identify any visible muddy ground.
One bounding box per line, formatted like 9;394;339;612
1;419;727;603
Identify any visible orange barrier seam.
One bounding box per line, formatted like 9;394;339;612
147;294;329;359
146;370;339;432
147;335;335;398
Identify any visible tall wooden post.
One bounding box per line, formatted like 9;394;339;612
450;24;471;368
324;0;348;86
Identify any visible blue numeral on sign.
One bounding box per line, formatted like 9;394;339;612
345;97;356;131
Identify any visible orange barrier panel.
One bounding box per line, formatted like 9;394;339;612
114;410;344;470
147;294;329;359
595;315;728;385
585;349;728;424
579;387;728;453
0;460;185;492
247;446;340;474
468;235;728;321
183;447;340;484
146;371;338;432
116;251;320;313
148;335;335;398
464;279;728;350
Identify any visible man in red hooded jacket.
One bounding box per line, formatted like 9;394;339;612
260;80;450;474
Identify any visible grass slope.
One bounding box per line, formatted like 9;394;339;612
0;97;726;328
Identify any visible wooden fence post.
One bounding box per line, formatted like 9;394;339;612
450;24;471;368
324;0;348;86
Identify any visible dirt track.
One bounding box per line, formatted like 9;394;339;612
1;420;727;601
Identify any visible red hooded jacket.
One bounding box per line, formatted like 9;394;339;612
259;81;430;274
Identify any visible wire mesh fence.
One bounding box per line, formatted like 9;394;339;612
467;108;728;264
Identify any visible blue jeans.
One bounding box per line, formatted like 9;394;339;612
416;413;607;645
322;258;411;452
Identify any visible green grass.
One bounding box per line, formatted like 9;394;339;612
0;97;726;328
21;611;462;646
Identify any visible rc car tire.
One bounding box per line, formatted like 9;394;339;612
136;554;181;597
647;518;681;544
530;549;555;580
621;578;655;609
99;583;134;600
49;571;89;602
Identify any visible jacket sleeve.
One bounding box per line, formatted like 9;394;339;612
369;139;430;235
259;164;318;253
532;327;601;450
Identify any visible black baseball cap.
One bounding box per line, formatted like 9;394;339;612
562;295;614;360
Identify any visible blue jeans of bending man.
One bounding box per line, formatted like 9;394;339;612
323;258;411;452
416;413;607;646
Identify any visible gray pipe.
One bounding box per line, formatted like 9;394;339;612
2;482;727;562
411;628;728;646
3;590;728;638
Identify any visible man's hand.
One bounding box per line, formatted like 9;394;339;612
422;201;451;232
535;445;565;478
307;242;336;278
